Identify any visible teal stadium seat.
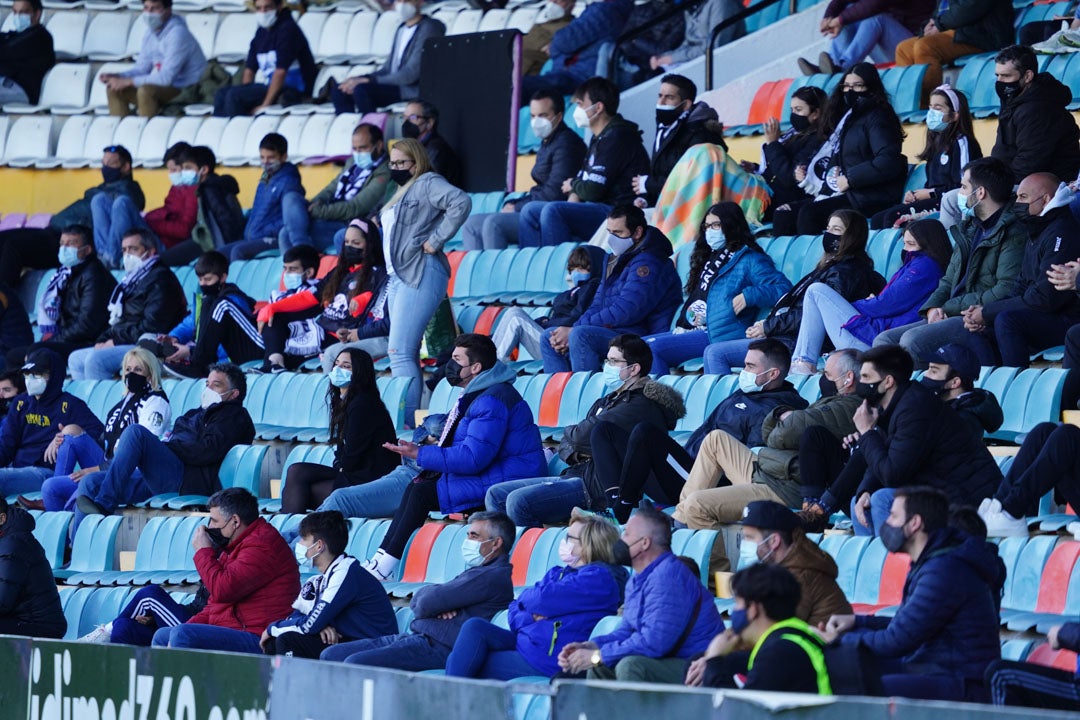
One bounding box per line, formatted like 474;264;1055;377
54;514;122;581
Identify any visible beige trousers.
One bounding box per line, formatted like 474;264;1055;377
107;83;181;117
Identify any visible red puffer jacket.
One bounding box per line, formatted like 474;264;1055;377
189;517;300;635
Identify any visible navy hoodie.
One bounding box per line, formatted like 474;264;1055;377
0;349;103;469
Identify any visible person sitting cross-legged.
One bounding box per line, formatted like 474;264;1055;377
260;511;397;659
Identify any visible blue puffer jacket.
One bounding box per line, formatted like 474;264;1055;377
548;0;634;84
593;552;724;664
841;527;1003;688
418;362;547;513
704;247;792;342
510;562;628;675
244;162;305;242
576;227;683;336
842;251;943;344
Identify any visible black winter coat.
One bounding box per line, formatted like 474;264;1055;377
762;131;823;207
0;507;65;637
53;255;117;346
0;24;54;105
335;390;399;485
685;381;808;457
854;381;1002;504
513;121;587;208
644;102;728;204
835;104;907;214
935;0;1015;52
947;388;1003;440
0;283;32;355
993;73;1080;184
924;135;980;196
100;262;187;345
424;132;463;189
763;254;884;339
198;173;246;246
166;399;256;496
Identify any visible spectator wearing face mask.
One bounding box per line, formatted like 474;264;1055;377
461;90;586;250
212;0;316;117
521;0;575;76
919;343;1003;440
67;228;186;381
0;372;25;430
100;0;207;117
254;245;327;373
397;100;463;189
158;146;246;267
330;0;445;113
0;0;55;106
228;133;306;261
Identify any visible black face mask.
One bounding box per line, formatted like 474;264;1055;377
843;91;868;111
443;358;475;387
655;105;682;126
0;398;11;416
612;539;634;566
822;231;842;254
1012;202;1030;218
856;379;885;406
200;282;221;296
341;246;365;266
390;168;413;187
205;525;229;550
401;121;422;139
789;112;811;133
125;372;149;395
102;166;124;184
919;376;948;396
818;374;839;398
995;80;1022;104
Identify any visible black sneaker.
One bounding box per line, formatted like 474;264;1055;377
76;495;108;516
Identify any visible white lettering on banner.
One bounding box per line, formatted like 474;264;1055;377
28;649;266;720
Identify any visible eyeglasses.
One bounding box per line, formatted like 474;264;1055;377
703;221;722;231
402;114;429;123
604;357;628;367
388;160;414;169
841;83;867;92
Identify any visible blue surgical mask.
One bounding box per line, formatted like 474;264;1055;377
925;108;950;132
461;538;489;568
178;169;199;186
353;151;373;169
294;540;319;570
705;228;725;251
607;233;634;256
57;246;81;268
738;368;766;394
729;606;751;635
602;363;626;389
282;272;304;290
738;539;759;568
11;13;31;32
328;366;352;388
958;190;979;219
570;270;591;284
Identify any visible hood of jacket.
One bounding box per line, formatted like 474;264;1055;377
23;347;66;401
641;379;687;427
265;161;301;187
686;100;719;125
948;388;1004;433
201;172;241;196
918;527;1005;595
781;529;839;579
1011;72;1073;111
581;244;607;281
461;361;518;398
599;114;644;142
629;225;675;262
0;504;35;535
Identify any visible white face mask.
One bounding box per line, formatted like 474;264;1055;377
607;233;634;256
282;272;304;291
541;0;567;21
394;1;418;21
255;10;277;28
142;11;165;32
122;251;146;275
738;368;768;394
11;13;31;32
168;171;183;186
572;104;593;129
461;538;490;568
24;375;46;397
558;537;580;566
530;116;554;141
200;385;224;409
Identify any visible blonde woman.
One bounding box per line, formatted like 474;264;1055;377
381;138;471;421
36;347;170;513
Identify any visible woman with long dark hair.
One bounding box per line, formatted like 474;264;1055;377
645;202;790;375
791;218;952;373
281;348;398;513
774;63;907;236
753;86;829;217
872;85;982;228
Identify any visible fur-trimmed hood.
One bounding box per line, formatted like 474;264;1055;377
641;379;687;428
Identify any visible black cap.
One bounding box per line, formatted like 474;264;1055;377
21;358;48;375
921;343;979;385
740;501;799;533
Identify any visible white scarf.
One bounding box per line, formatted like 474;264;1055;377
799;108;852;199
37;267;72;331
107;255;159;326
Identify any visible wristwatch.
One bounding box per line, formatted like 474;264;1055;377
590;650;602;667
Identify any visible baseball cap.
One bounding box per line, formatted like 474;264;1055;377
922;343;979;385
740;501;799;533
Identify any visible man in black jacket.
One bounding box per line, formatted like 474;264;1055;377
519;77;650;248
76;363;256;516
963;173;1080;367
633;74;726;208
0;0;54;105
462;90;587;249
831;345;1000;537
0;497;65;638
399;100;462;188
7;225;116;368
67;227;186;380
992;45;1080;185
919;342;1003;439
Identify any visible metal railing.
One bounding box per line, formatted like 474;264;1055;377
704;0;797;90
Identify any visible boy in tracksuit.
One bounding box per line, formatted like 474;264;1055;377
0;348;104;498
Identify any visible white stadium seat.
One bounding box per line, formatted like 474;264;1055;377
354;10;400;64
213;13;257;62
508;7;539;33
3;63;91;114
295;10;328;55
331;11;377;63
45;10;89;60
220;114;280;166
124;15;147;58
83;12;132;60
166;116;206;148
293;113;335;159
212;116;254;163
34;114;94;169
110;116;148;164
478;8;510;31
4;116;56;167
314;10;352;62
273;115;308;158
134;116;178;167
193;116;229;149
448;9;482;35
68;116;122;166
186;13;220;61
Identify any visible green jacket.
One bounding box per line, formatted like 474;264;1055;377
753;393;861;506
921;205;1026;316
310;160;393;222
934;0;1014;52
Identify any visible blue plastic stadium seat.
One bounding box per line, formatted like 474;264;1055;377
1000;535;1058;623
32;510;73;570
833;536;871;598
55;515;123;581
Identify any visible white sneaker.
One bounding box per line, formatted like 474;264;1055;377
982;507;1028;537
977;497;992;515
1067;521;1080;542
78;624;111;644
361;551;396;582
978;498;1002;520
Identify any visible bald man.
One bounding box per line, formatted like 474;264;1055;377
962;172;1080;368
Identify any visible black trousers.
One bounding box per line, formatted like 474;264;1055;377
1018;20;1063;47
997;422;1080;518
282;462;348;514
189;298;264;374
987;659;1080;709
0;616;65;639
798;425;849;502
382;480;440;559
263;632;331;659
6;340;83;369
1062;323;1080;411
261;309;327;366
592;422;691;521
159;240;205;267
0;227;61;286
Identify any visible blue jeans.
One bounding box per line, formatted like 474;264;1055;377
68;344;135;380
213;82;268;117
318;465;412;518
792;282;868;364
461;212;521;250
518;201;611;248
702;338;754;375
0;465;52;497
851;487;896;537
445;617;544;680
330;80;402;115
278;190;345;253
320;632;450;670
152;623;262;653
228;237;278;261
484;476;589;528
80;424;184;512
645;330;710;376
387;256;450;422
829;13;912;67
91;194;154;269
41;432;107;512
540;325;619;373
